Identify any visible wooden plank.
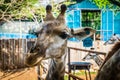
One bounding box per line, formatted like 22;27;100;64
65;71;84;80
68;47;106;56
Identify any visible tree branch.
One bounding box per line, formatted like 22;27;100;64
109;0;120;7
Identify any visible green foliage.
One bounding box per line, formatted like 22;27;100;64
0;0;45;21
0;0;76;21
2;0;119;21
63;1;76;6
91;0;111;9
82;10;101;32
90;0;120;10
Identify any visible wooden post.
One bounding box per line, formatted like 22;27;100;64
37;65;41;80
68;48;71;80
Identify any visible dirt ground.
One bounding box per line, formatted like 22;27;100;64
79;74;97;80
0;68;97;80
0;68;38;80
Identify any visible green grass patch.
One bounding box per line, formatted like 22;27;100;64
64;70;97;80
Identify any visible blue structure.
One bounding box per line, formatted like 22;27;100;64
66;0;120;41
0;21;38;39
83;37;93;47
0;33;37;39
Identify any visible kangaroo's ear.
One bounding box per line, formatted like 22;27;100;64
44;5;55;21
71;27;96;41
56;4;67;24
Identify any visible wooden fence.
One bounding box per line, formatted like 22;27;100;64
0;39;35;71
